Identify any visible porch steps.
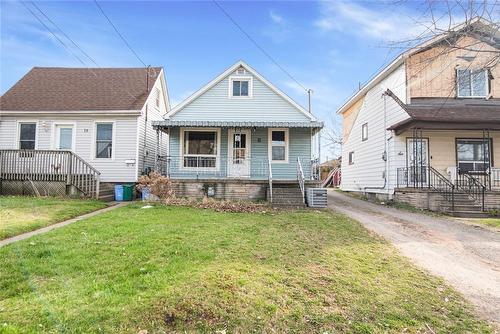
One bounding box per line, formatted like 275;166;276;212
271;184;306;208
437;192;489;218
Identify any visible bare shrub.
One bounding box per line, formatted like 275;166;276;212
136;171;174;199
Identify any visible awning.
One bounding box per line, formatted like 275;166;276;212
152;120;324;129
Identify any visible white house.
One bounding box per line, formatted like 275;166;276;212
0;67;169;199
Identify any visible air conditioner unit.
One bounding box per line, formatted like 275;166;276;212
306;188;327;208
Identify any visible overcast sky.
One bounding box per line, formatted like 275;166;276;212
1;1;496;158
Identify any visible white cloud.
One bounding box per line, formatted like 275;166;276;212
314;1;423;41
269;10;284;24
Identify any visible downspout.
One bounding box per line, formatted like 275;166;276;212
364;92;389;194
141;66;151;174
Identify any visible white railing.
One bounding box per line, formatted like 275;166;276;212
296;157;305;204
268;160;273;203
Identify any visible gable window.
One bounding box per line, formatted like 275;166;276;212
269;129;288;163
362;123;368;141
19;122;36;149
349;151;354;165
182;129;219;168
230;77;252;98
95;122;113;159
457;69;488;97
155;88;161;108
456;139;491;172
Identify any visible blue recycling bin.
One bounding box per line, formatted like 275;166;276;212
141;187;151;201
114;184;124;201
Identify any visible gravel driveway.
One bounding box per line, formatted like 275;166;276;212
328;190;500;325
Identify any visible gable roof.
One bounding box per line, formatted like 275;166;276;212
336;17;499;115
0;67;163;111
167;60;316;121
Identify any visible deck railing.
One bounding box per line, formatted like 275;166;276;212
0;149;100;198
456;171;486;211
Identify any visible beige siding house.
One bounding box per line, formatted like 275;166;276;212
338;18;500;216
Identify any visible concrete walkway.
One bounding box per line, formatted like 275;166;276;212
328;190;500;326
0;202;128;248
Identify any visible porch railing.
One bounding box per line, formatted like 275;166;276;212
456;171;486;211
297;157;305;204
268;160;273;203
396;166;455;210
0;149;100;198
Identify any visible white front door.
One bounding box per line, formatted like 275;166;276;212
55;124;74;151
228;129;251;178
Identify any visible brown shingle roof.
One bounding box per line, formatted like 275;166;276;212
0;67;162;111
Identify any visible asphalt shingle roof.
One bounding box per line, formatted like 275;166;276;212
0;67;162;111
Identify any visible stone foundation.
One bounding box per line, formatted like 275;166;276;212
171;179;268;201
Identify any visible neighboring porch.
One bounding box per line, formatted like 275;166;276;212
393;128;500;215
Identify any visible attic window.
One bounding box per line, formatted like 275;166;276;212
230;77;252;98
237;68;246;75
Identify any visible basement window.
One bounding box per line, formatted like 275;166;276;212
457;69;488;97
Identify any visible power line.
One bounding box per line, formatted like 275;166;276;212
29;1;100;68
93;0;147;67
212;0;308;92
20;1;88;67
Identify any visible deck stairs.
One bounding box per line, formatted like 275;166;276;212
270;183;306;208
98;182;116;202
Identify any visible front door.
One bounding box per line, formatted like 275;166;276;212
228;129;250;178
55;124;74;151
407;138;429;184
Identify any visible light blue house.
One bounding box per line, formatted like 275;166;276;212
153;61;323;204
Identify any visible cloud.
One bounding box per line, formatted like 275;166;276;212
314;1;423;41
269;10;284;24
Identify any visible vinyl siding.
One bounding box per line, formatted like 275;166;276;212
168;127;311;180
0;115;139;182
170;70;310;122
137;75;169;177
341;64;410;194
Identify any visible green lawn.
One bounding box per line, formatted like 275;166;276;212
0;196;107;239
473;218;500;228
0;204;492;333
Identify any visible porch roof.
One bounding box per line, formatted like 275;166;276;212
152;119;324;129
385;90;500;134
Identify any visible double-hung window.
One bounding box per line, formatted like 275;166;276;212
95;123;113;159
183;130;218;168
457;69;488;97
19;122;36;149
269;129;288;163
230;77;251;97
348;151;354;165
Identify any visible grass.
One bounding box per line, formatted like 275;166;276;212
471;218;500;228
0;204;493;333
0;196;107;240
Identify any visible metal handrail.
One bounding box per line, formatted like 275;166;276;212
297;157;305;204
456;171;486;211
268;160;273;203
0;149;100;199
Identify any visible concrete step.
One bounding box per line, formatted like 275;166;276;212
442;205;483;212
98;194;115;202
449;211;491;218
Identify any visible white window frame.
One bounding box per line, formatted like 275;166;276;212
362;123;368;141
228;76;253;98
155;88;161;108
180;127;221;171
17;121;38;150
456;68;489;98
93;121;115;161
51;121;76;151
268;128;289;164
